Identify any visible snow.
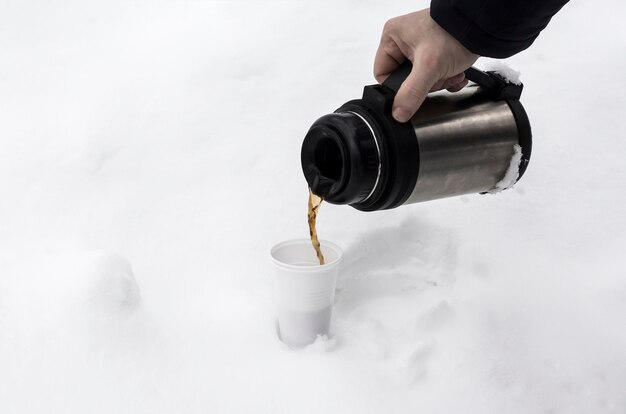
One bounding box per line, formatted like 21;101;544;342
489;144;522;193
481;59;523;85
304;334;337;353
1;1;626;413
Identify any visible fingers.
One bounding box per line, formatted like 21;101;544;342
392;61;438;123
446;78;468;92
439;73;465;91
393;71;468;122
375;15;471;122
373;38;405;84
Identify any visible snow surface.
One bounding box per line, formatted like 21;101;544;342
2;1;626;413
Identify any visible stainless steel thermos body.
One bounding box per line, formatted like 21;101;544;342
405;86;521;203
301;62;531;211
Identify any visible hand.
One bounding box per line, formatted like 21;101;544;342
374;9;479;122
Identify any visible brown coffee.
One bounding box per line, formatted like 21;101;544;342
307;189;325;265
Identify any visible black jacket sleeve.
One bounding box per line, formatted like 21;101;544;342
430;0;570;58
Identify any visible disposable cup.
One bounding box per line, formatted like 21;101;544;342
270;239;343;349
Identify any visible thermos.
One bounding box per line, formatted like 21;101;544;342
300;61;531;211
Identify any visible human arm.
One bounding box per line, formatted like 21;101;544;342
376;1;569;122
431;0;571;58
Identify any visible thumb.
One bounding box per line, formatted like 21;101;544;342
392;63;438;123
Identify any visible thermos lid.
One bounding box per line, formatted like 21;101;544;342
301;111;381;205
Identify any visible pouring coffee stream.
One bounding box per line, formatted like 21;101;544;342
307;189;325;265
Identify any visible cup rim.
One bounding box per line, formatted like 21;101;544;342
270;238;343;271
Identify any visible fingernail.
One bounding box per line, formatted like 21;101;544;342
393;107;410;123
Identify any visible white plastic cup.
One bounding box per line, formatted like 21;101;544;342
270;239;343;349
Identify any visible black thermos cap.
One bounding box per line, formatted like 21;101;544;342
301;112;380;205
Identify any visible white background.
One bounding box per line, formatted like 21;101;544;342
1;0;625;413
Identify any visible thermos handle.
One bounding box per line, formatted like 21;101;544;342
464;66;523;99
381;60;413;93
382;60;523;100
